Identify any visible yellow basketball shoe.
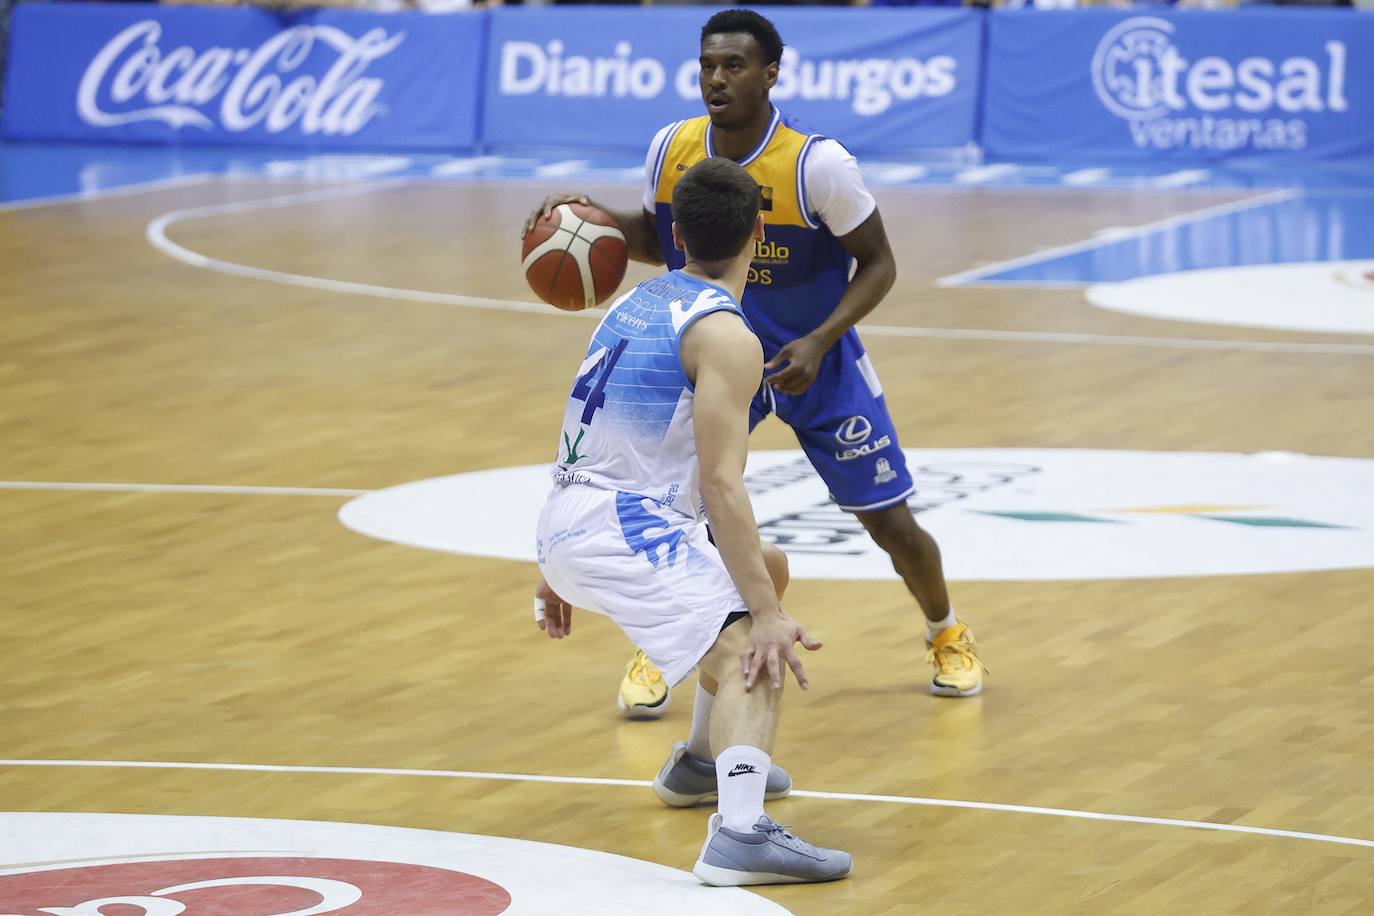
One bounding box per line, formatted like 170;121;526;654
926;620;987;697
618;649;671;719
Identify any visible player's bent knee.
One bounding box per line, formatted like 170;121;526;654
699;615;749;680
762;541;790;598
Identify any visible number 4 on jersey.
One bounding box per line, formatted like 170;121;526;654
571;337;629;425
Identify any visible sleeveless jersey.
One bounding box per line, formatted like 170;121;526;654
650;107;853;357
551;270;750;522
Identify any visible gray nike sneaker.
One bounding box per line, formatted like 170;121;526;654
652;741;791;807
693;813;852;886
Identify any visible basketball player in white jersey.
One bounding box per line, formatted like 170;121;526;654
533;158;851;886
526;9;986;721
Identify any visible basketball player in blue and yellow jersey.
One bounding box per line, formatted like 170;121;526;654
523;10;986;726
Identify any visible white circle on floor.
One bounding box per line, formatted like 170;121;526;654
1087;260;1374;335
339;448;1374;581
0;812;788;915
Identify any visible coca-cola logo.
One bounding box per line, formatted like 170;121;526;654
76;22;405;136
0;856;511;915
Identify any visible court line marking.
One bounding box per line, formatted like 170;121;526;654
936;187;1301;287
0;481;365;497
0;174;215;212
147;183;574;317
145;183;1374;357
856;324;1374;356
3;758;1372;852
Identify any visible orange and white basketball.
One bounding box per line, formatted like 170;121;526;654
521;202;628;311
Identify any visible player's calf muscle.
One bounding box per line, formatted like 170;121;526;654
700;620;782;753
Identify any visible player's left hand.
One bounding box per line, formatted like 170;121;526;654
763;334;828;396
534;578;573;639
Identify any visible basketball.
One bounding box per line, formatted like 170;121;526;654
521;202;629;311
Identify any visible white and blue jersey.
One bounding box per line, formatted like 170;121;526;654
538;269;755;686
551;269;751;524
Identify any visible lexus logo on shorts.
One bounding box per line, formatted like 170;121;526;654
834;415;872;446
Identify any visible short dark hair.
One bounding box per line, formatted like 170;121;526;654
672;158;760;263
701;9;784;67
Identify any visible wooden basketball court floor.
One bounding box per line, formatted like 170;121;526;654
2;170;1373;914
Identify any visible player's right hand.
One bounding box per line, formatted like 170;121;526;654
521;193;590;238
535;578;573;639
741;609;822;691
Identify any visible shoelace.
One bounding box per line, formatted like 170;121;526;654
627;652;662;687
754;817;819;856
925;637;990;675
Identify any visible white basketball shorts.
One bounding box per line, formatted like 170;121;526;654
536;483;747;687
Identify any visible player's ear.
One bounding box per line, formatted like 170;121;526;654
753;214;766;241
671;221;686;253
763;59;779;91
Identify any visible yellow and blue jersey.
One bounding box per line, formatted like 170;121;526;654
650;107;854;358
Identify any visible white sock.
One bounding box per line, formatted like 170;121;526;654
686;682;714;761
716;745;770;833
926;607;958;642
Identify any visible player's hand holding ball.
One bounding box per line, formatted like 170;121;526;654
521;194;628;312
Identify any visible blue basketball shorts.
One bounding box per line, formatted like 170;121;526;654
750;331;915;513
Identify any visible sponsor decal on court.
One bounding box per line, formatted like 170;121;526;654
1335;264;1374;290
0;813;787;916
1089;261;1374;336
1091;16;1348;152
340;449;1374;582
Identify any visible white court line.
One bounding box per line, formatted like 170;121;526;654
147;183;576;317
430;156;509;177
1062;168;1111;187
534;159;592;178
0;481;366;497
857;324;1374;356
937;279;1091;289
0;174;214;212
1150;169;1210;189
862;164;930;183
3;758;1372;852
144;183;1374;357
953;164;1022;184
937;187;1300;287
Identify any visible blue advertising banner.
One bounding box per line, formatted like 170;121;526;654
1;3;485;150
983;10;1374;162
482;7;982;155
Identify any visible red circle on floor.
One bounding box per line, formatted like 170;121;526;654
0;856;511;915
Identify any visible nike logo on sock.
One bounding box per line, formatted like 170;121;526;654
727;763;760;777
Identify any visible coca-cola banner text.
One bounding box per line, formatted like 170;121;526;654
1;3;485;149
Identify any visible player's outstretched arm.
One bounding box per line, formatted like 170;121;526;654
520;194;664;266
684;312;821;690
